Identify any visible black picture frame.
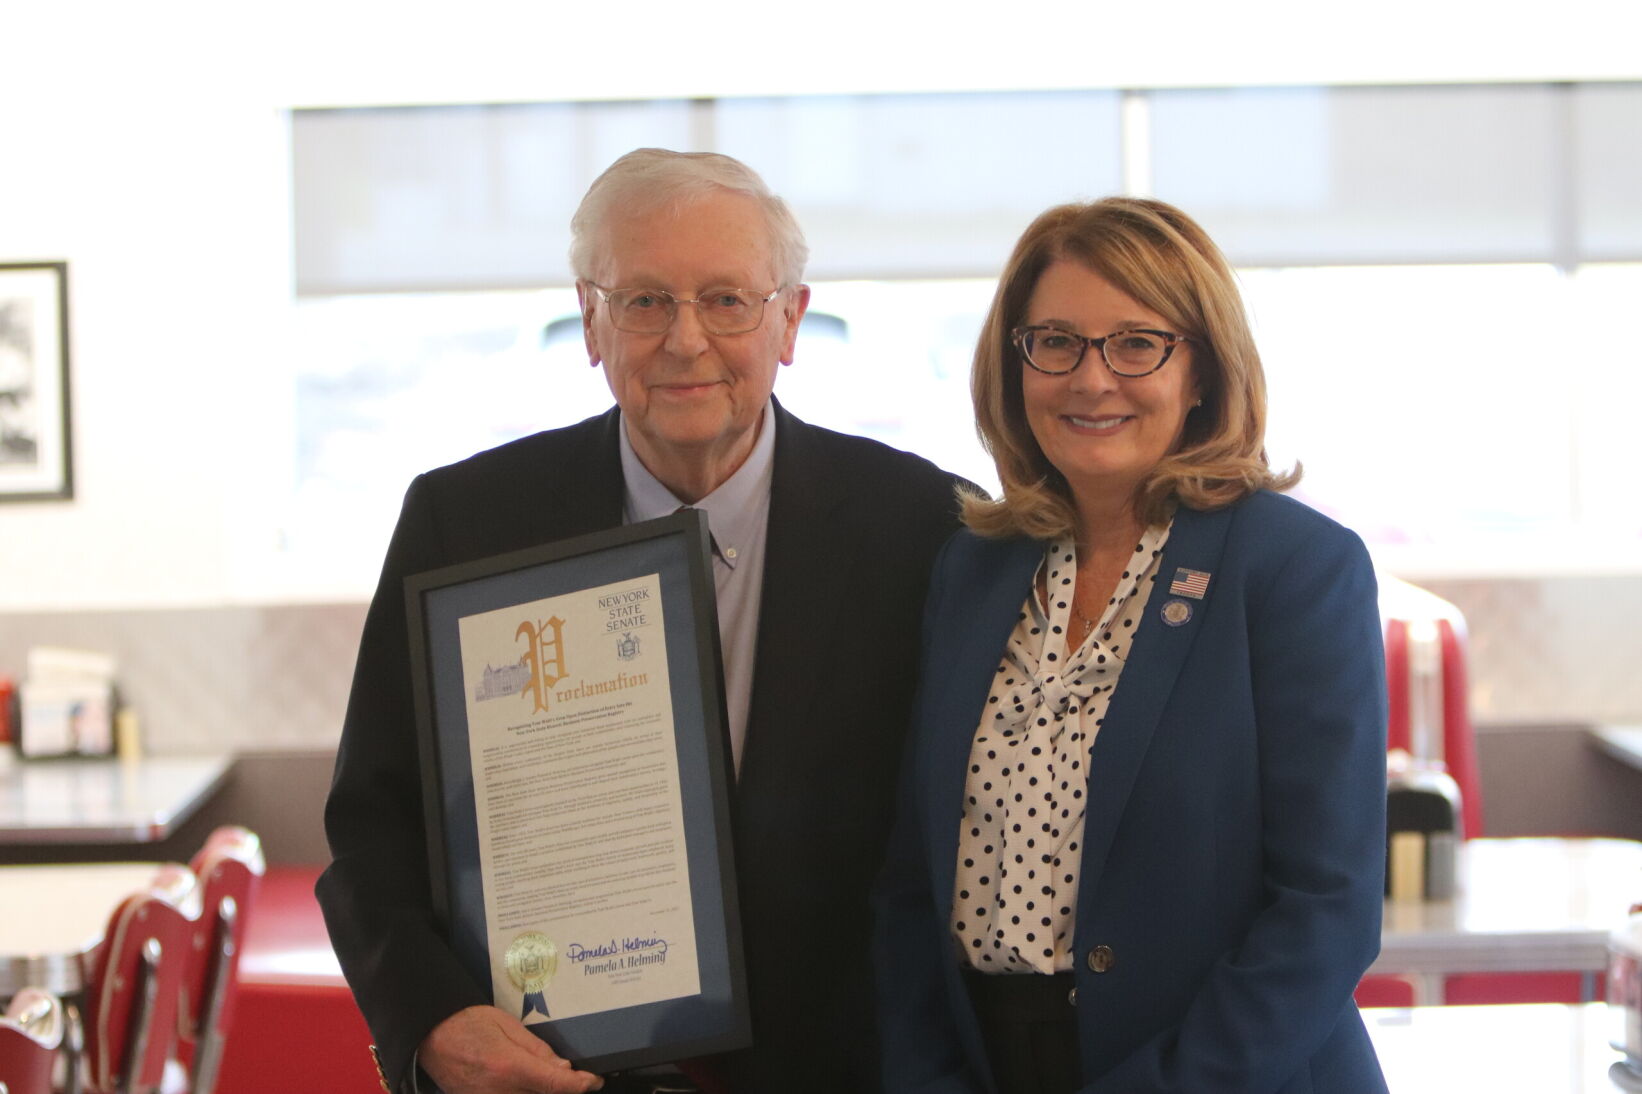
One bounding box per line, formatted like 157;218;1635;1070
0;261;73;502
404;510;749;1074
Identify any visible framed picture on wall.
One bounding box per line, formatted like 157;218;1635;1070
0;261;73;502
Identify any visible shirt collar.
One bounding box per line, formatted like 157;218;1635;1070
619;403;777;568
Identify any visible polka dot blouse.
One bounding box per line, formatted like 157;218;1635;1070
950;522;1171;974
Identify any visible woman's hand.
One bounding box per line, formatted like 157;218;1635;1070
420;1006;604;1093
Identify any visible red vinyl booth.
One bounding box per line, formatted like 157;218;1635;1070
212;865;379;1094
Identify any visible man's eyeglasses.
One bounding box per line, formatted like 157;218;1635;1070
587;284;783;335
1012;324;1192;378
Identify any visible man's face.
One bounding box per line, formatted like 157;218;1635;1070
580;190;808;489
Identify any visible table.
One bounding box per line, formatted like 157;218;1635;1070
0;754;232;843
1594;726;1642;775
0;861;164;995
1372;837;1642;1005
1364;1004;1638;1092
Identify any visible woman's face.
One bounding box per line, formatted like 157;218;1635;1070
1019;260;1200;512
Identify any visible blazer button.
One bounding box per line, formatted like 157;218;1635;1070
1086;945;1115;973
1067;987;1077;1006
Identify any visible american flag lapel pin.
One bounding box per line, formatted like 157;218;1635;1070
1169;568;1211;600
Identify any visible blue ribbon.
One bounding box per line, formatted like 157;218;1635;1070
522;991;550;1021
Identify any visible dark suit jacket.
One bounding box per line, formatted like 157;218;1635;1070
874;491;1389;1093
318;401;965;1094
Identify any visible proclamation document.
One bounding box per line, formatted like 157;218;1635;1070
456;572;701;1024
409;511;749;1071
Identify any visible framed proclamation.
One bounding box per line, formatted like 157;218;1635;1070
405;509;749;1074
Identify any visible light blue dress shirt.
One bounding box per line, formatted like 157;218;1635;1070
618;405;775;773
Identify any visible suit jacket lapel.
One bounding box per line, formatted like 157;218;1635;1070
923;537;1043;913
1076;504;1236;893
740;401;851;785
539;406;625;542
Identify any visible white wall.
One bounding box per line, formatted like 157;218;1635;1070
1;6;293;608
2;0;1639;611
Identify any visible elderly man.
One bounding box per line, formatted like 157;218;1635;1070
317;149;966;1094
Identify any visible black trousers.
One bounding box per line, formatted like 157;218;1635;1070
962;969;1083;1094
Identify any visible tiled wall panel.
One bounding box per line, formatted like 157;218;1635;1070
1;574;1639;755
0;604;366;753
1418;575;1642;727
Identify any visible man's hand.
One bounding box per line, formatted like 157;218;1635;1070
420;1006;604;1093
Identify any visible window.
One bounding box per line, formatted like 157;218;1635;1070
284;83;1642;593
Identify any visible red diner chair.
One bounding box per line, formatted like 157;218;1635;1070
1357;577;1479;1009
0;987;68;1094
1368;579;1590;1005
1379;577;1482;838
80;864;196;1094
174;827;264;1094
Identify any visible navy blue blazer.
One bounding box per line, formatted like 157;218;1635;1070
874;491;1390;1094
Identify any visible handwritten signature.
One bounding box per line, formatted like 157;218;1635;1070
565;935;670;963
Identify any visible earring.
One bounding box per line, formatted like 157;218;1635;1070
1193;398;1203;408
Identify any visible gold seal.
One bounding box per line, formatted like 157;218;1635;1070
506;931;559;993
1161;599;1192;627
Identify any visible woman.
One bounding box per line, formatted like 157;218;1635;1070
874;198;1388;1094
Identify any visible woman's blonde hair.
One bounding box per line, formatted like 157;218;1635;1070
963;196;1298;540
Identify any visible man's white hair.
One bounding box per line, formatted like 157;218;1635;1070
569;148;809;288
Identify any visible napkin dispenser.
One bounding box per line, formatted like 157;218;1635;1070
17;646;118;758
1385;761;1462;901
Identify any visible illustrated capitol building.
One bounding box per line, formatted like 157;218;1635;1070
474;661;531;702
